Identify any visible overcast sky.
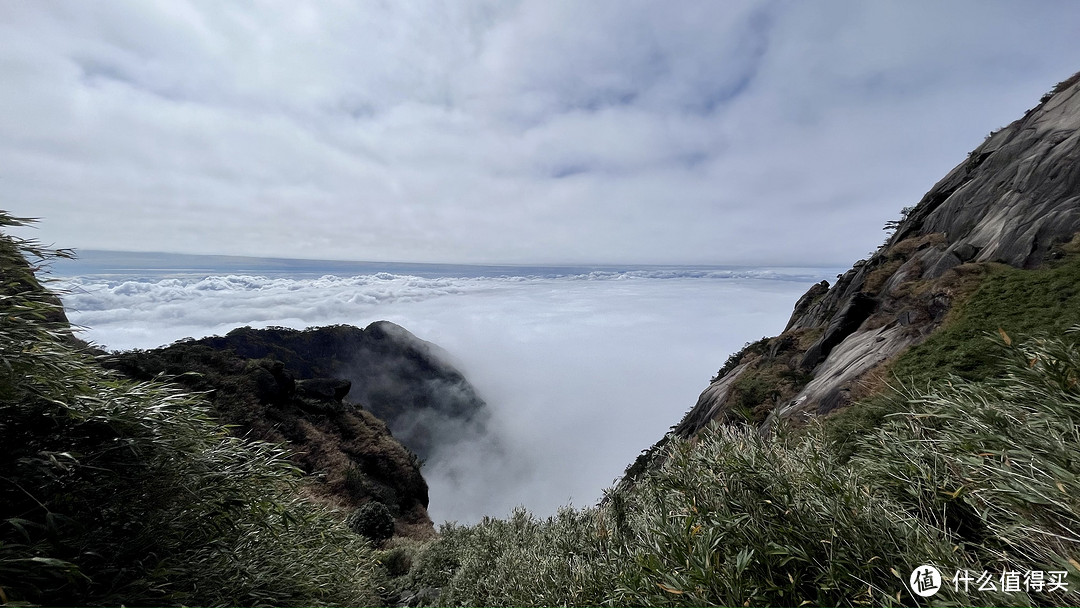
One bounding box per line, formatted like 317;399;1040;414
4;1;1080;265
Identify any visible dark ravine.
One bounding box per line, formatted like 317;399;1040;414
628;70;1080;476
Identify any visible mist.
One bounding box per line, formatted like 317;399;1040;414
57;266;837;523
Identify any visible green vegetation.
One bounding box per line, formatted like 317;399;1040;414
394;328;1080;606
349;501;396;546
0;215;381;606
712;335;770;381
6;212;1080;606
824;249;1080;458
890;257;1080;385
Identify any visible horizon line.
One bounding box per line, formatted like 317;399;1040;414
54;248;849;271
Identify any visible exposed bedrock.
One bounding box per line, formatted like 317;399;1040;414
669;71;1080;440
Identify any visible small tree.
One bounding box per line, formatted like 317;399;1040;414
347;502;395;545
882;205;915;234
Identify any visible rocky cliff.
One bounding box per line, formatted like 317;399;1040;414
188;322;489;461
658;70;1080;453
105;334;438;538
105;321;490;538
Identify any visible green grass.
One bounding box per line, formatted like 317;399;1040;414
890;256;1080;385
822;254;1080;459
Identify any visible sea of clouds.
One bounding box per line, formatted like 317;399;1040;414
56;266;838;524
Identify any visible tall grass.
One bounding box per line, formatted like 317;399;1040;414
0;214;382;606
405;329;1080;606
854;329;1080;597
6;210;1079;606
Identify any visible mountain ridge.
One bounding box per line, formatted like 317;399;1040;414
623;70;1080;479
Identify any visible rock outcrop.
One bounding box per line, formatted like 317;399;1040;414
193;322;490;460
665;70;1080;444
105;331;440;539
105;320;492;538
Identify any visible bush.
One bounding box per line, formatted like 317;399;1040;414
381;542;418;577
412;508;620;607
349;501;396;545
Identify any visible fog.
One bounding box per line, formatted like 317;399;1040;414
57;266;837;523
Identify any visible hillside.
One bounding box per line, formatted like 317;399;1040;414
177;322;489;461
104;333;437;537
102;320;490;537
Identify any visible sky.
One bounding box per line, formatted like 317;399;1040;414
4;1;1080;265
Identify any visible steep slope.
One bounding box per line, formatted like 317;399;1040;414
664;70;1080;449
104;321;490;538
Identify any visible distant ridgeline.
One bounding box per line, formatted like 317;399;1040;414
629;70;1080;479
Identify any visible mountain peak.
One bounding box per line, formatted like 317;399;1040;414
657;70;1080;444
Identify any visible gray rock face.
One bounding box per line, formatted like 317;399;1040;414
785;280;829;332
671;362;752;436
897;77;1080;273
670;71;1080;439
798;292;878;371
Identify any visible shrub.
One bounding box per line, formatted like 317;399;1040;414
415;508;620;607
349;501;396;545
381;542;418;577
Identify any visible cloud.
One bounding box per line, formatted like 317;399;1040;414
57;266;837;522
4;1;1080;265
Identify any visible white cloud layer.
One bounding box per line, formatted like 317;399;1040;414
5;1;1080;264
58;267;837;522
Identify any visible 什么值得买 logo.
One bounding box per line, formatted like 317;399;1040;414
909;565;942;597
909;565;1069;597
